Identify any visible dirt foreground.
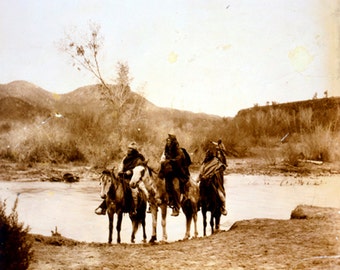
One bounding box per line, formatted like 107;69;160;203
29;205;340;270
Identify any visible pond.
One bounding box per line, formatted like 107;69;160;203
0;174;339;243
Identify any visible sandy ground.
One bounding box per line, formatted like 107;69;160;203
1;159;340;269
29;205;340;270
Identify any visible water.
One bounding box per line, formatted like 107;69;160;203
0;174;339;244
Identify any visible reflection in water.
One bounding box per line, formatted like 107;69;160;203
0;175;339;243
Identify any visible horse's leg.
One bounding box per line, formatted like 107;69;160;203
193;206;198;238
116;212;123;244
149;203;158;243
210;213;214;235
130;218;137;243
215;214;221;232
184;214;192;240
160;203;168;242
141;214;147;243
202;207;207;236
108;211;114;244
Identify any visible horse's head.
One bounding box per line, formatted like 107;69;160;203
130;164;147;189
99;169;115;199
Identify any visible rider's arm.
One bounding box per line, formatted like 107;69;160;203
160;152;166;162
117;158;124;173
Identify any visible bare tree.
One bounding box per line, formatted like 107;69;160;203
59;22;145;140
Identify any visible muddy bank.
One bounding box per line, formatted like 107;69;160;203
29;205;340;270
1;158;339;183
226;158;340;176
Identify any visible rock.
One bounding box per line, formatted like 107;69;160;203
62;173;79;183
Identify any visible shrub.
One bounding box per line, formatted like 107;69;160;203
282;141;303;166
0;198;33;270
0;122;11;134
299;125;333;162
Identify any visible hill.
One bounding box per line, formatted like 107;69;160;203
0;80;339;165
236;97;340;132
0;81;56;110
0;96;50;122
0;80;220;122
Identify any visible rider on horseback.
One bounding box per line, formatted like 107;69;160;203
95;142;149;216
159;134;191;216
197;140;228;216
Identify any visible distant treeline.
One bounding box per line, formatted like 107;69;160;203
1;97;339;167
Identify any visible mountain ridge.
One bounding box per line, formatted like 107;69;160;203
0;80;222;121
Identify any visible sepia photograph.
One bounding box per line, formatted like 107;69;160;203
0;1;339;269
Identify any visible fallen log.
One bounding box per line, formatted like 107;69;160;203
298;159;323;165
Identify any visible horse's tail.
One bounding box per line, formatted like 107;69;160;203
181;196;194;217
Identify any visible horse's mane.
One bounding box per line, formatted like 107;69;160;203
107;181;116;200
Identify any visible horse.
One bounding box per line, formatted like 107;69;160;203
130;164;168;243
181;178;199;239
130;163;199;241
199;170;223;236
99;169;147;244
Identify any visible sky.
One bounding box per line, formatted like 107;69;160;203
0;0;339;117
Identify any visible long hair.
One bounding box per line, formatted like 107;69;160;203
164;135;179;159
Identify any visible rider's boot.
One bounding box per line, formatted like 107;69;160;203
95;200;107;215
221;205;228;216
218;189;228;216
171;207;180;216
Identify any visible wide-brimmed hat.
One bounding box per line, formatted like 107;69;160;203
128;142;138;150
168;134;177;140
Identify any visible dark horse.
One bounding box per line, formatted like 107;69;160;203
199;168;223;236
99;169;147;244
131;163;199;241
181;178;199;239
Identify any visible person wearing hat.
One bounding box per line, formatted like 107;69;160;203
203;139;228;215
197;149;228;216
211;139;227;166
95;142;149;216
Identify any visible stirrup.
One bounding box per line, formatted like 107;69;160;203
95;207;106;215
171;208;179;217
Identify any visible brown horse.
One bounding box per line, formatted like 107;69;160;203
181;178;199;239
99;169;147;244
130;163;199;241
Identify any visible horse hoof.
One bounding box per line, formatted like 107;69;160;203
149;236;157;243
